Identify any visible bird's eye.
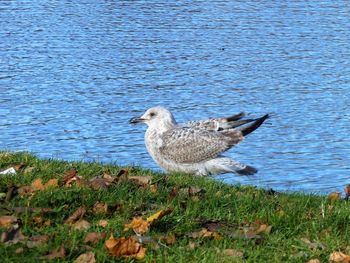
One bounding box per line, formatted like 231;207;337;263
150;112;156;117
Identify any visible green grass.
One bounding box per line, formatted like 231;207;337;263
0;152;349;262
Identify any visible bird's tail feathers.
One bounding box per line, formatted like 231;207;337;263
205;157;257;176
240;114;269;136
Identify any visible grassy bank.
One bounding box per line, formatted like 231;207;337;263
0;152;349;262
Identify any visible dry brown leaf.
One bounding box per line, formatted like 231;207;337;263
17;185;36;196
15;247;24;254
146;209;172;224
65;207;86;224
26;235;50;248
89;177;111;190
72;219;91;231
105;235;146;260
1;227;26;244
255;224;272;234
42;245;66;260
124;217;150;234
0;215;18;228
84;232;106;244
307;259;320;263
159;235;176;245
128;176;152;187
329;251;350;263
31;178;58;191
179;186;206;197
222;249;244;258
149;184;158;193
92;202;108;214
189;228;222;240
344;185;350;201
328;192;342;201
98;219;109;228
74;252;96;263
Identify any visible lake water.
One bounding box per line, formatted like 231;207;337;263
1;0;350;193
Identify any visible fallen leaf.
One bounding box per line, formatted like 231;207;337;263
1;227;26;244
98;219;108;228
189;228;222;240
65;207;86;224
72;220;91;231
26;235;50;248
179;186;206;197
222;249;244;258
329;251;350;263
307;259;320;263
116;169;129;183
105;235;146;260
0;215;18;228
146;209;172;224
31;178;58;191
158;235;176;245
64;169;87;187
89;177;112;190
328;192;342;201
255;224;272;234
42;245;66;260
344;185;350;201
74;252;96;263
84;232;106;244
149;184;158;193
124;217;150;234
93;202;108;214
15;247;24;254
31;216;51;227
17;185;35;196
128;176;152;187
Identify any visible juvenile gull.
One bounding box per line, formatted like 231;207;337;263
130;106;269;176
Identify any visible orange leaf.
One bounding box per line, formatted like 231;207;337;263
329;251;350;263
0;216;18;228
124;217;150;234
31;178;58;191
98;219;109;228
105;235;146;260
146;209;172;224
92;202;108;214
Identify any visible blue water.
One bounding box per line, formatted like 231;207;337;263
1;1;350;193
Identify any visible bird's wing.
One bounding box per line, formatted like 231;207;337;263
159;127;243;164
185;112;258;131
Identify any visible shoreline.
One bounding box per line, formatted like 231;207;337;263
1;151;349;262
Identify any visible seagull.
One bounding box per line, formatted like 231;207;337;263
129;106;269;176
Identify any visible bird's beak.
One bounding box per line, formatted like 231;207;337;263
129;117;145;124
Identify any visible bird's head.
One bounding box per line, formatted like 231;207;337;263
129;106;177;131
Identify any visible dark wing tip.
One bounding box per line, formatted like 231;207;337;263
241;114;269;137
